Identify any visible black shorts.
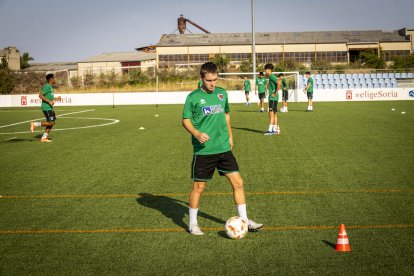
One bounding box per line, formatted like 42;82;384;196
307;92;313;99
269;100;278;113
43;110;56;122
258;93;266;99
282;90;289;101
191;151;239;181
245;91;250;95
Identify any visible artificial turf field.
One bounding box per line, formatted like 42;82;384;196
0;100;413;275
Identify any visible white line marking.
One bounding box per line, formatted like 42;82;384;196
4;137;17;141
0;109;95;129
0;117;120;135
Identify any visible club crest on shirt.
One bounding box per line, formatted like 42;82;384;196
218;94;224;101
200;99;206;104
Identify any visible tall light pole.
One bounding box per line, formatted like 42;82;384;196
251;0;256;85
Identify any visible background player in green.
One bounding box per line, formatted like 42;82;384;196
303;71;314;111
197;78;203;89
182;62;263;236
243;76;251;106
30;74;61;142
264;64;281;135
255;72;267;112
279;73;290;112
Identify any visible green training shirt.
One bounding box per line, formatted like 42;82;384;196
197;79;203;89
268;74;279;101
183;87;231;155
41;83;54;111
256;78;267;93
282;78;289;90
243;80;251;92
307;77;314;93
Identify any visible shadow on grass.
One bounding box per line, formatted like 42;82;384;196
322;240;336;249
232;127;264;134
235;109;260;113
136;193;226;230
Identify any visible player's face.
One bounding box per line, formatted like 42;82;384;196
202;72;218;92
265;69;271;76
50;77;56;85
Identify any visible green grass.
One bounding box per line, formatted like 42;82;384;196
0;101;413;275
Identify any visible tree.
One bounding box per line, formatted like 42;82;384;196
240;59;252;73
392;54;414;69
0;57;15;94
20;53;34;69
211;54;230;73
360;50;385;69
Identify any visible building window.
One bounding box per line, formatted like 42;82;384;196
159;54;188;67
189;54;210;63
382;50;410;61
316;51;347;63
256;52;283;63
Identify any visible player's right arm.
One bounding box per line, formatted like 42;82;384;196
182;119;209;143
304;82;310;93
182;96;209;143
38;92;54;106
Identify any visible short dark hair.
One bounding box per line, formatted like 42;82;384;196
305;71;311;75
277;73;284;77
46;74;54;82
264;63;274;70
200;62;218;78
259;72;264;76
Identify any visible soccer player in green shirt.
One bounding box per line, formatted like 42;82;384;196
255;72;267;112
30;74;61;142
279;73;289;112
243;77;251;106
182;62;263;235
303;71;314;111
264;64;281;135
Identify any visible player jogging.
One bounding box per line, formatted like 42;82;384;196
30;74;61;142
182;62;263;236
255;72;267;112
243;77;251;106
303;71;314;111
264;64;281;135
280;73;289;112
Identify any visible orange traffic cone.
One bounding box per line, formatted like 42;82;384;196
335;224;351;252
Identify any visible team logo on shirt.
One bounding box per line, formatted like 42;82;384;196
202;105;224;116
200;99;206;104
218;94;224;101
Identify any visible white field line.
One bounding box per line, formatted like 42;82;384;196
0;109;95;129
4;137;17;141
0;117;120;135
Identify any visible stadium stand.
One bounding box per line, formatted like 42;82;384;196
299;72;413;89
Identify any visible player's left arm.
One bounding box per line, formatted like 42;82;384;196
225;113;233;150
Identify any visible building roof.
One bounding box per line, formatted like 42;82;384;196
79;51;156;63
157;30;410;47
22;62;78;72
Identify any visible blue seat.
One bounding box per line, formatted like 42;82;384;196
392;82;398;88
330;84;336;89
376;73;382;78
358;73;364;79
389;73;395;78
361;83;368;89
367;83;373;89
360;78;366;84
401;73;407;79
334;74;340;79
391;78;397;83
379;83;386;88
371;73;376;79
382;73;388;78
395;73;401;78
328;74;334;80
346;74;352;80
341;79;347;85
347;79;354;84
323;80;329;85
340;74;346;79
386;83;392;88
384;78;391;84
322;74;328;79
364;73;371;79
323;84;329;89
378;79;385;84
354;79;360;84
348;84;354;89
336;84;343;89
366;78;372;84
407;73;413;78
374;83;380;88
372;78;379;84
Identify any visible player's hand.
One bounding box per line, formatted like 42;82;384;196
229;137;233;150
49;100;55;106
271;93;276;97
55;96;62;101
195;132;210;144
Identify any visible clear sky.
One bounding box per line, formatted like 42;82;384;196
0;0;413;63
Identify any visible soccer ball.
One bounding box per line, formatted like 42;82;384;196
225;216;248;239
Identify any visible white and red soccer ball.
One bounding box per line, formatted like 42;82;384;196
225;216;248;239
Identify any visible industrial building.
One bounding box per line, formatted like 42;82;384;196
155;28;413;68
